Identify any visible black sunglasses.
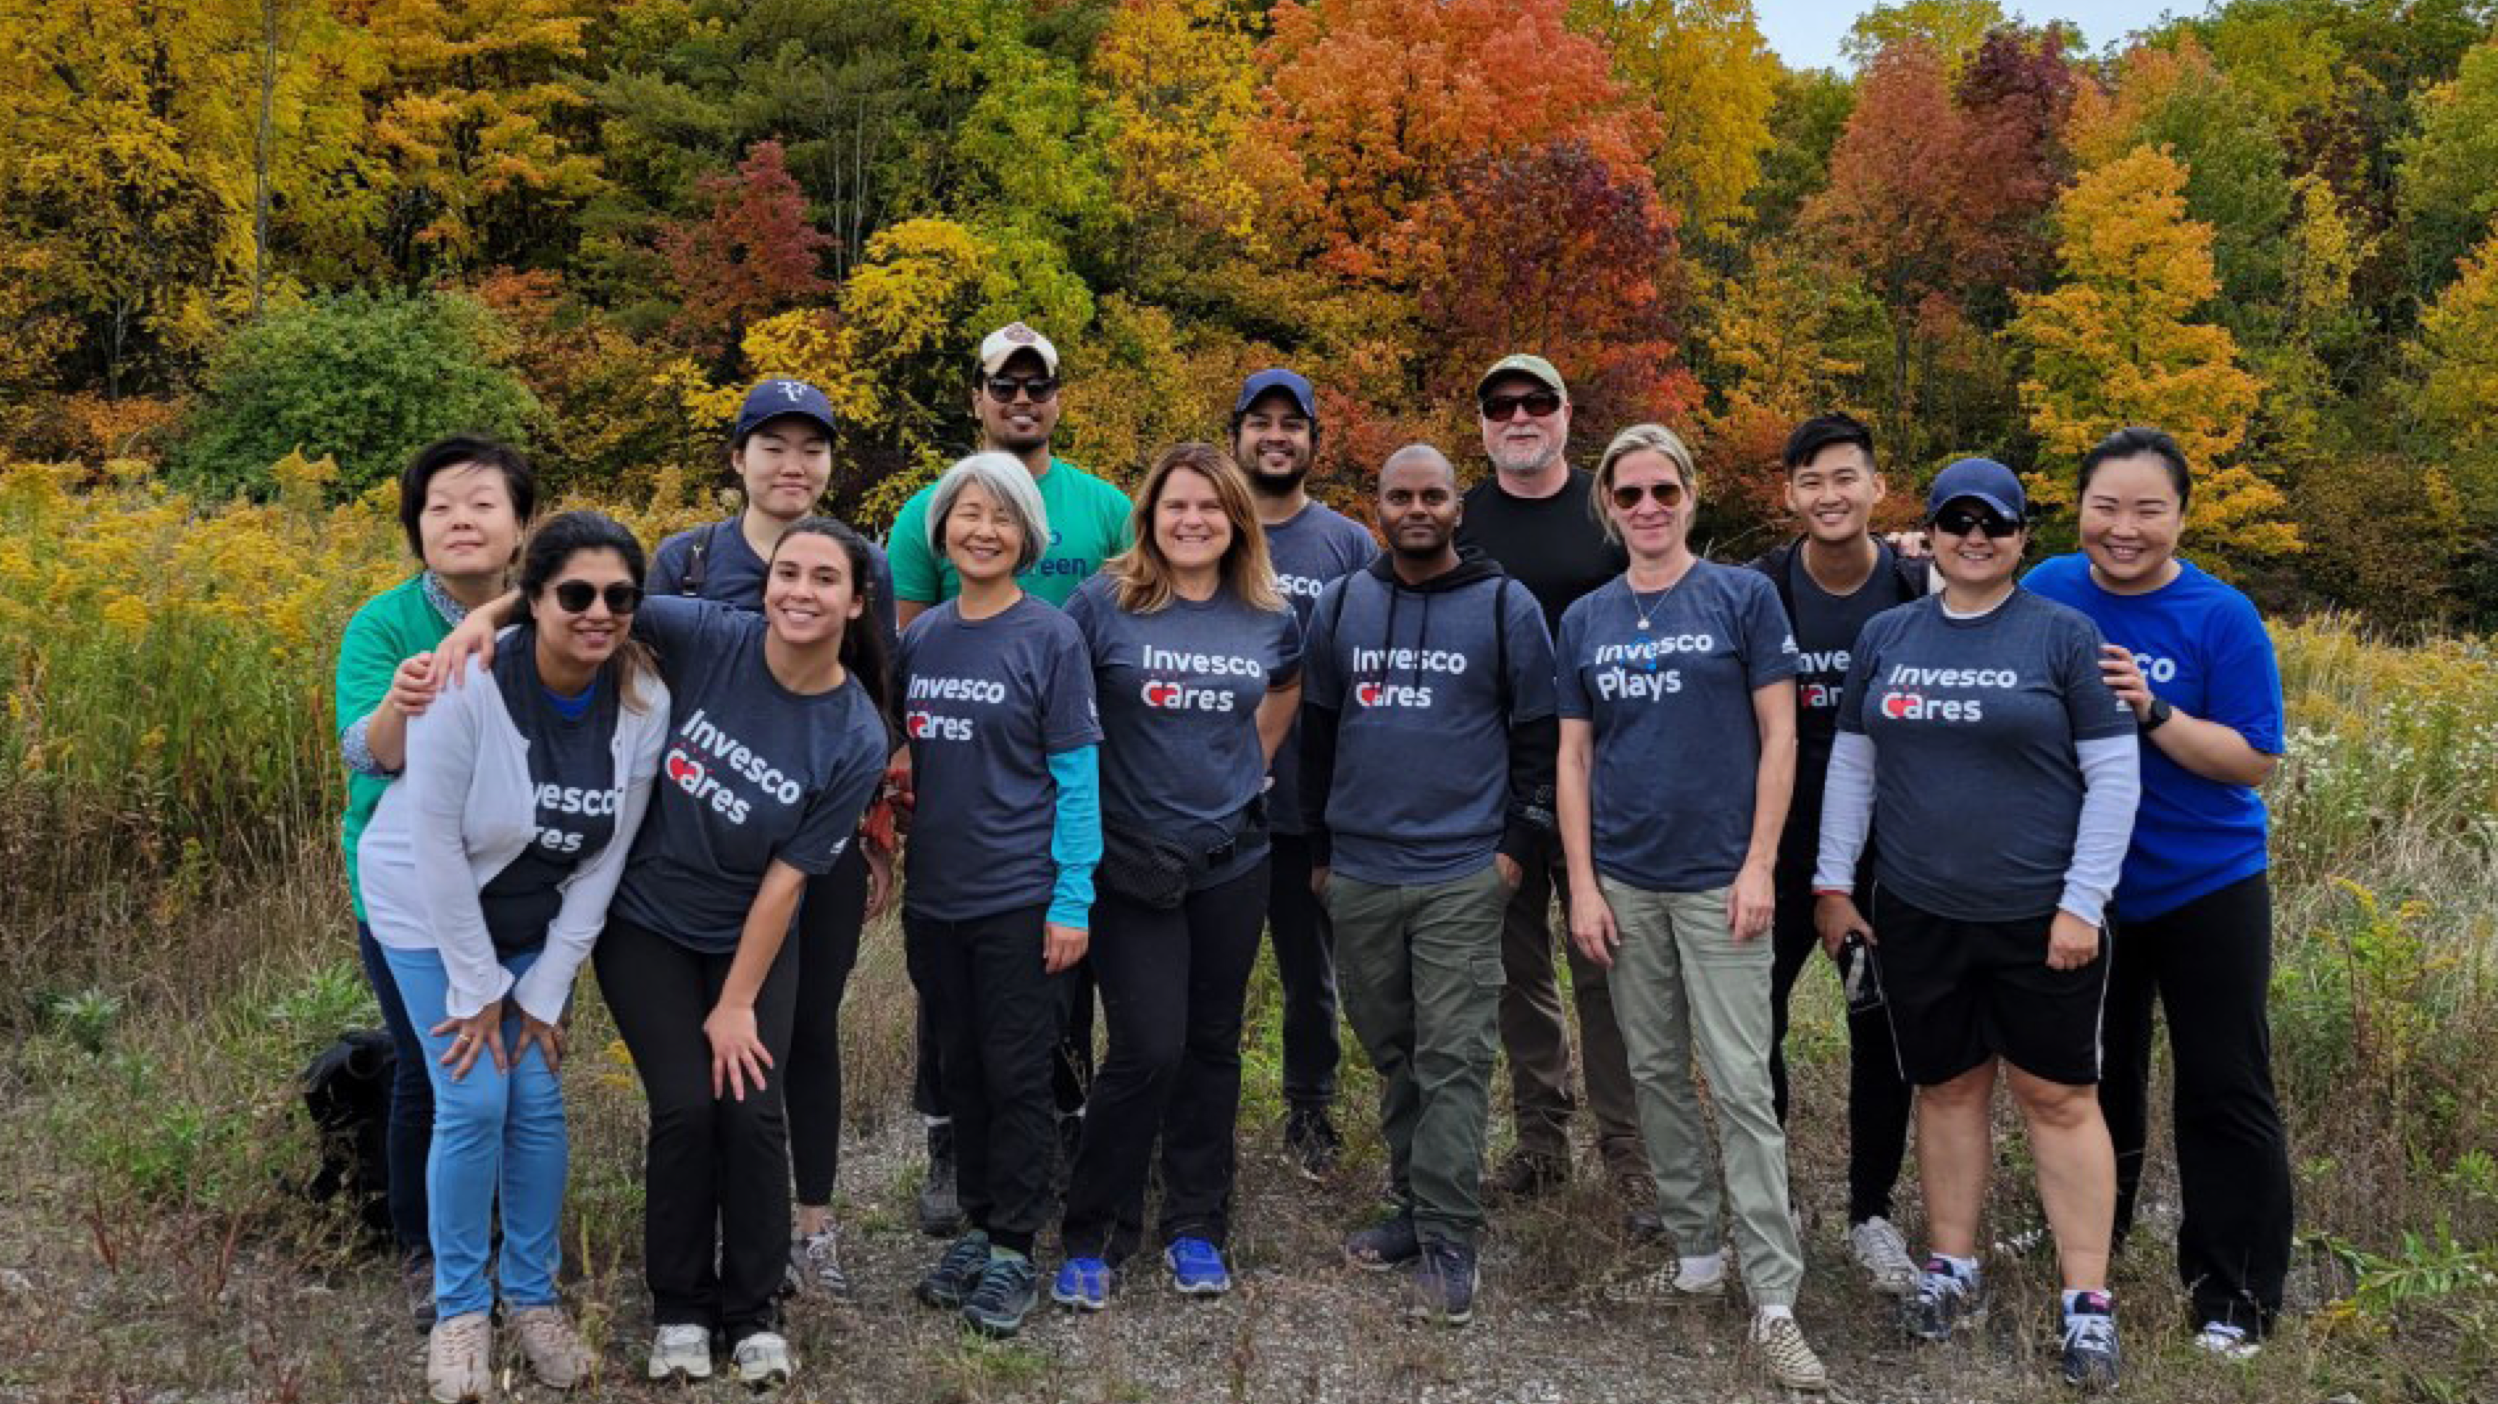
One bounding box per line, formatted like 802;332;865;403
985;375;1059;404
1610;480;1687;509
1479;390;1562;421
550;580;644;614
1929;505;2024;539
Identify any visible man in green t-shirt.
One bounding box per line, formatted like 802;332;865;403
887;322;1134;626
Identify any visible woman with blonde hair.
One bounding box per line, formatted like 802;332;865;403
1048;443;1303;1310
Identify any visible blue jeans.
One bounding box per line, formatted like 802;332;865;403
357;921;433;1258
379;944;567;1319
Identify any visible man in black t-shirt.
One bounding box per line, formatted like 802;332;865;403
1453;354;1649;1220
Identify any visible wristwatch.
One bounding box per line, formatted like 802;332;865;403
2141;697;2174;733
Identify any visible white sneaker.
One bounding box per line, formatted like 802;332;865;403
730;1331;794;1387
647;1323;713;1382
425;1311;492;1404
1849;1216;1920;1297
1754;1309;1830;1392
2194;1320;2261;1360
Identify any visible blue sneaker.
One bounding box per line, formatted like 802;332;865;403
1343;1214;1422;1272
1165;1237;1232;1296
1407;1238;1479;1327
1052;1256;1112;1311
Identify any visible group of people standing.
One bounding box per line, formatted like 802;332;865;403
336;321;2296;1400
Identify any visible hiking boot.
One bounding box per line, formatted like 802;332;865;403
1489;1149;1569;1203
960;1251;1042;1338
1165;1237;1232;1296
1051;1256;1112;1311
1343;1213;1422;1272
1753;1310;1829;1392
2061;1291;2121;1391
788;1226;852;1300
1849;1215;1920;1298
1284;1105;1343;1181
403;1250;437;1334
917;1121;963;1237
1904;1258;1982;1342
646;1323;713;1382
1406;1238;1480;1326
424;1311;491;1404
508;1304;593;1390
729;1330;794;1388
916;1230;992;1310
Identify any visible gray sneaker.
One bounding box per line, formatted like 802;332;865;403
916;1230;992;1310
424;1311;491;1404
959;1252;1042;1339
508;1304;593;1390
789;1227;853;1300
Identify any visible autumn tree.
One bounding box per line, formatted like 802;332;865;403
2397;38;2498;292
657;141;834;358
1693;244;1881;536
2406;224;2498;494
1841;0;2005;72
1569;0;1780;236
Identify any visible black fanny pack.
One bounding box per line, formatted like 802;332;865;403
1098;797;1268;909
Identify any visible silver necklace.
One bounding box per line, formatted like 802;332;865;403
1630;578;1679;630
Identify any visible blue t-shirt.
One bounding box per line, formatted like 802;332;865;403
1262;502;1377;836
1065;574;1303;888
2024;554;2282;919
612;597;890;952
649;515;899;655
896;595;1102;921
1557;565;1798;893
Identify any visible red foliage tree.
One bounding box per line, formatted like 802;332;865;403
658;140;834;355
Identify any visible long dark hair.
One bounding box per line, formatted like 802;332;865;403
770;517;896;737
516;511;658;713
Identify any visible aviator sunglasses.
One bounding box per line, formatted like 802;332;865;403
1610;480;1687;510
551;580;644;614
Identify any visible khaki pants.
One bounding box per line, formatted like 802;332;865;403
1329;864;1509;1247
1603;877;1805;1306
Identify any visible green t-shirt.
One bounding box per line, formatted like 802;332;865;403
335;573;458;920
887;456;1135;608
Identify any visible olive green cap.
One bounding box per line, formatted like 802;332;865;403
1475;353;1566;401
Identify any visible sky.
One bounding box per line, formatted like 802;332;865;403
1754;0;2200;71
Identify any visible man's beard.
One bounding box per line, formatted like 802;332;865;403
1246;460;1309;498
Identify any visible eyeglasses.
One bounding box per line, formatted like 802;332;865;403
985;375;1060;404
1610;480;1687;510
1929;505;2023;539
550;580;644;614
1479;390;1562;422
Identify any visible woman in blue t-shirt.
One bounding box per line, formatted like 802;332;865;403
2025;427;2291;1359
1050;444;1302;1311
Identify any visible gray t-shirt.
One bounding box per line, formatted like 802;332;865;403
478;630;623;953
612;596;890;952
896;595;1102;922
1303;564;1557;886
1262;502;1376;836
649;516;899;654
1065;574;1303;888
1556;565;1798;893
1835;589;2137;921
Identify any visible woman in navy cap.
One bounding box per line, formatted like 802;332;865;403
1813;458;2141;1390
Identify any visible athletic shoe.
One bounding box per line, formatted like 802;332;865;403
918;1122;963;1237
1904;1259;1982;1341
1343;1214;1422;1272
788;1227;852;1300
403;1250;437;1333
1752;1310;1830;1392
1488;1149;1569;1203
647;1323;713;1382
424;1311;491;1404
508;1305;593;1390
2061;1292;2121;1391
1284;1106;1342;1181
916;1230;992;1310
1051;1256;1112;1311
1166;1237;1232;1296
729;1330;794;1388
1849;1216;1921;1297
1407;1239;1480;1326
2193;1320;2261;1361
960;1252;1042;1338
1603;1249;1727;1305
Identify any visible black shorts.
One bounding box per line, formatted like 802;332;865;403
1872;886;2108;1087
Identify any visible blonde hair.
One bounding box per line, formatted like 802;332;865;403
1103;443;1284;614
926;452;1049;574
1589;423;1700;543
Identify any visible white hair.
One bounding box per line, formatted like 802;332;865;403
925;452;1050;574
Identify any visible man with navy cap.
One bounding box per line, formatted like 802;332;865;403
1233;368;1377;1178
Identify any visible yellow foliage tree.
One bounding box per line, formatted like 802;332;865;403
1089;0;1271;254
2409;224;2498;455
1570;0;1780;236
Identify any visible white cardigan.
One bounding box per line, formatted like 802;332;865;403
360;637;669;1022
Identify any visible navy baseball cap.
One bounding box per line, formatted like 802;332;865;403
1234;368;1318;419
734;378;837;442
1925;457;2026;522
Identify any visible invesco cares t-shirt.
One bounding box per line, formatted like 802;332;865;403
1836;589;2137;923
1302;562;1556;886
896;595;1102;921
478;632;621;953
886;459;1135;607
611;597;889;952
2025;553;2282;920
1065;574;1303;888
1556;565;1798;893
1262;502;1376;837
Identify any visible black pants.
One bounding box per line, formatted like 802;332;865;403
1265;834;1342;1110
788;846;867;1207
1062;864;1271;1261
904;903;1066;1255
596;915;798;1340
1768;857;1913;1225
2101;871;2291;1334
356;920;434;1259
911;948;1093;1122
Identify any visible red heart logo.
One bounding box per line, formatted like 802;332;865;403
1142;680;1181;708
907;710;933;738
666;751;705;787
1354;681;1384;708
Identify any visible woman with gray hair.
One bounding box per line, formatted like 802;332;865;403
1553;425;1825;1391
895;452;1105;1339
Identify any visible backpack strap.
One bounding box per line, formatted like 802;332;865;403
1493;576;1514;719
681;519;725;598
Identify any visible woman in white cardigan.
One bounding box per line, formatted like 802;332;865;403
360;511;668;1404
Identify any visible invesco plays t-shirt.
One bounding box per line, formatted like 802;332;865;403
896;595;1102;921
1262;502;1376;837
649;515;900;653
1836;589;2137;923
1303;564;1556;886
886;458;1135;607
477;631;622;954
2025;553;2283;920
1556;565;1798;893
613;597;889;952
1066;574;1303;887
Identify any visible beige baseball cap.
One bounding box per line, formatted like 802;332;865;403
1475;353;1566;401
979;322;1061;376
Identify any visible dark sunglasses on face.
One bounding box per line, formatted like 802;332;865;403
985;375;1060;404
1929;505;2023;539
551;580;644;614
1610;480;1687;510
1479;390;1562;421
